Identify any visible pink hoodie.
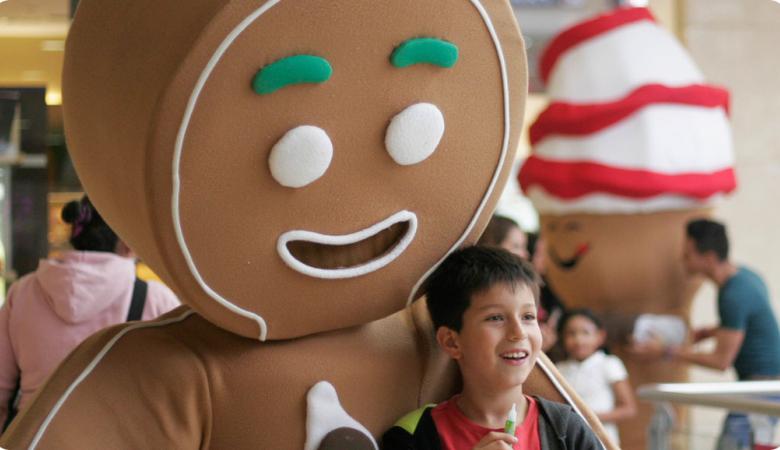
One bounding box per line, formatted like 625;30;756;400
0;251;180;425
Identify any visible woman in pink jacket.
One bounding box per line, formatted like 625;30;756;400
0;196;180;428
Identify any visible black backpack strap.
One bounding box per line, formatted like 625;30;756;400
126;277;148;322
2;377;20;431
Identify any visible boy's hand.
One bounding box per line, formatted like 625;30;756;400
473;431;517;449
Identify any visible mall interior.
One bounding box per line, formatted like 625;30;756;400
1;0;780;449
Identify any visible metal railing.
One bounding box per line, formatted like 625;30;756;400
638;381;780;450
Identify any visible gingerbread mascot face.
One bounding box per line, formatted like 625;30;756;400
56;0;527;341
1;1;538;449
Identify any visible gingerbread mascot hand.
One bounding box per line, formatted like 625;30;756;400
0;1;526;448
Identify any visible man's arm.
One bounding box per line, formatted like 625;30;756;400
672;328;744;371
691;326;719;343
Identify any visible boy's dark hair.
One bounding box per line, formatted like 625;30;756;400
424;246;540;332
61;196;119;253
557;308;604;337
686;218;729;261
477;215;520;248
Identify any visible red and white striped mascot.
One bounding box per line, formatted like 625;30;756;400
520;7;737;449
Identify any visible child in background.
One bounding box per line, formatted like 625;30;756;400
477;214;529;261
557;309;636;446
382;246;601;450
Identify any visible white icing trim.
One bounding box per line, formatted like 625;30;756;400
534;105;733;174
304;381;378;450
29;310;196;449
277;210;417;279
547;21;703;103
536;357;607;449
172;1;286;341
407;0;512;305
527;187;724;215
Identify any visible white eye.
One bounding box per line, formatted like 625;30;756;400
385;102;445;166
269;125;333;188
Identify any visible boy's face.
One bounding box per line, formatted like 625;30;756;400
562;315;605;362
438;282;541;392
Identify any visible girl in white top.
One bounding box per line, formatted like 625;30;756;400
557;309;637;446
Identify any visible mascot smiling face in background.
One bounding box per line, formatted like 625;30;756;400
0;1;544;449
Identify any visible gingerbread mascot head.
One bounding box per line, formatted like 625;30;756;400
60;0;528;341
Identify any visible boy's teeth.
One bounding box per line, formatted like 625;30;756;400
502;351;528;359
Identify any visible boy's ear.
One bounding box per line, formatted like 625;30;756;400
436;326;462;360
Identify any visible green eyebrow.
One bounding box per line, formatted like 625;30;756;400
391;38;459;69
252;55;332;95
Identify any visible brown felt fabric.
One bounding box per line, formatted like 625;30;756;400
1;0;615;448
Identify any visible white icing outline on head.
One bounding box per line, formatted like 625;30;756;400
172;0;511;339
277;210;417;279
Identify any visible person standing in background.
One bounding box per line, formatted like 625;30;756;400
478;214;529;260
0;196;180;429
633;218;780;449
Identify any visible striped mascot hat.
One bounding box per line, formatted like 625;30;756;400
519;7;736;215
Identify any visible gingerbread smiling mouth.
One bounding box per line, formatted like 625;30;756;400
549;243;590;271
277;210;418;279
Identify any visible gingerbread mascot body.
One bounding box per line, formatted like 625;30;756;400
1;1;613;449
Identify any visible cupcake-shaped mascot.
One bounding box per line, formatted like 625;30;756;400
520;7;736;449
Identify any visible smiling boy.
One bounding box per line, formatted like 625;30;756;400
383;246;602;450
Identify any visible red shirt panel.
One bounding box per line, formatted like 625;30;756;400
431;395;541;450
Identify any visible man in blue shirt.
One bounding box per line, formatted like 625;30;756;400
635;218;780;448
680;219;780;380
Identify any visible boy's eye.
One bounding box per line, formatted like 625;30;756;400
486;314;504;322
523;313;537;321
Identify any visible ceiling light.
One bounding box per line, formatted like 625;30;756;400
45;91;62;106
41;40;65;52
